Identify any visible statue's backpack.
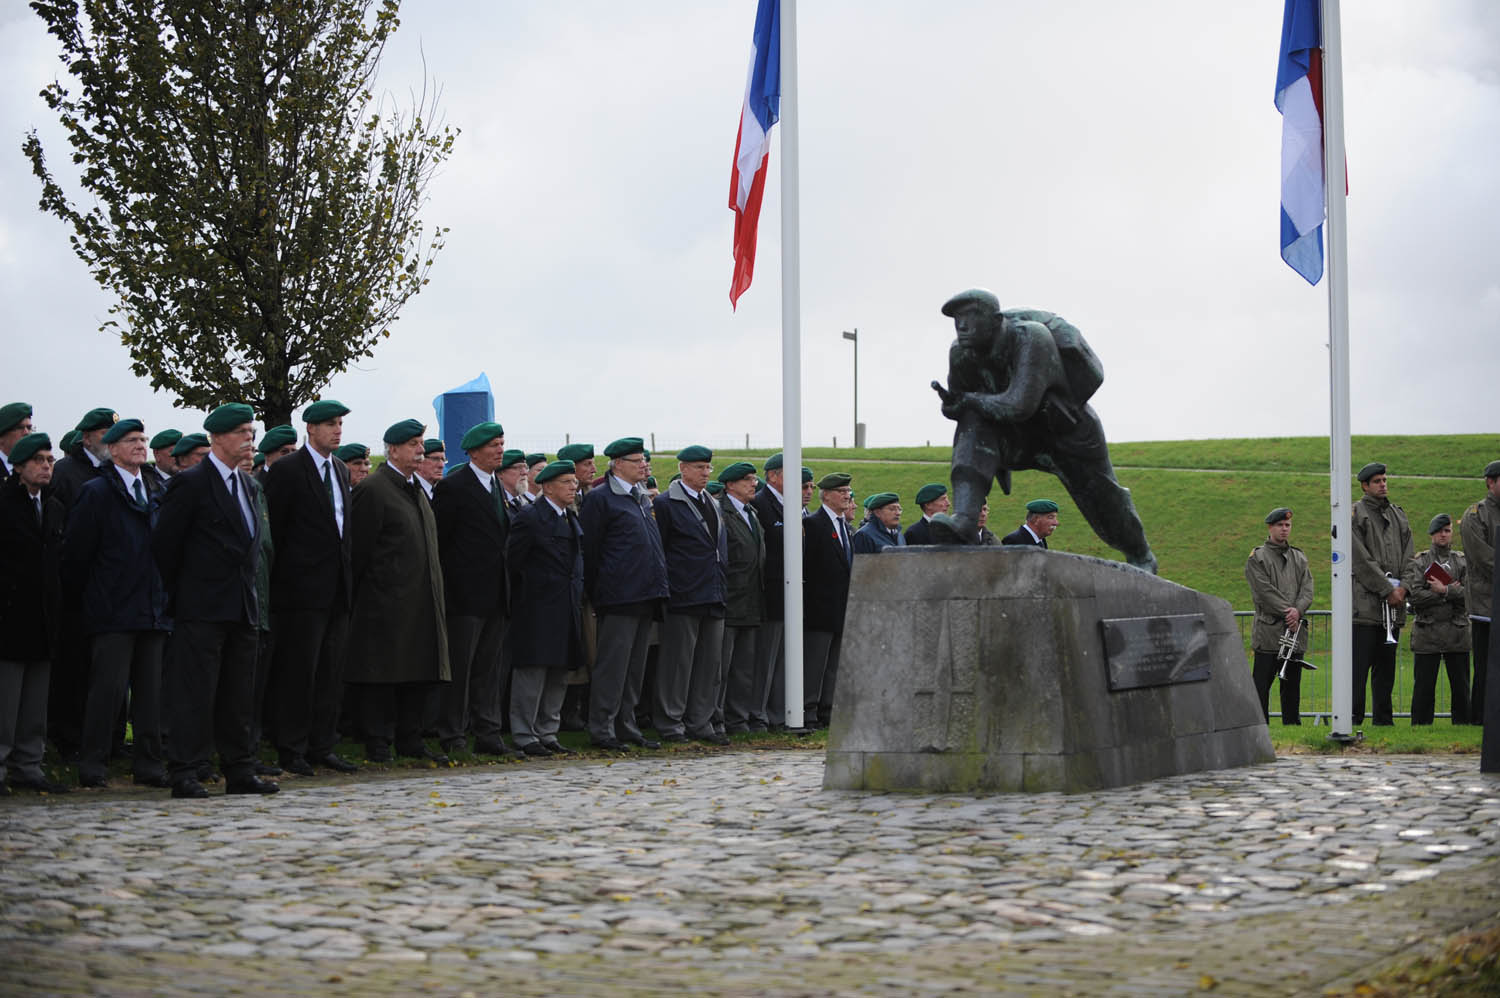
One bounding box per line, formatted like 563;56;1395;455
1005;309;1103;405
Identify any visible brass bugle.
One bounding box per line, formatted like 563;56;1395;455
1276;620;1315;680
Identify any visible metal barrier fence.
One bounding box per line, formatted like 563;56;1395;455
1232;610;1466;724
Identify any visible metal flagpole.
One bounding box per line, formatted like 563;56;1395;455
779;0;805;729
1322;0;1355;742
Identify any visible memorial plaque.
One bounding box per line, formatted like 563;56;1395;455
1099;613;1211;691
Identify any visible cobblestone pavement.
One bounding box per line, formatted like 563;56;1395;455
2;751;1498;996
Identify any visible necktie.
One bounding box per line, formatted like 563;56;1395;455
33;495;42;526
132;478;146;510
322;459;334;504
229;472;252;535
838;517;851;563
492;481;506;522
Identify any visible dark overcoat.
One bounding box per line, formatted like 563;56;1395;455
803;506;851;634
903;517;934;546
507;497;584;671
579;474;668;612
653;481;728;612
50;452;108;512
719;494;765;627
1001;525;1046;548
264;446;352;611
152;456;261;625
61;466;169;633
431;463;510;618
344;462;450;685
0;477;64;660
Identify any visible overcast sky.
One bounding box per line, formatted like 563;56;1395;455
2;1;1496;456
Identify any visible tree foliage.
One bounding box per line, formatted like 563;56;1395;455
23;0;456;426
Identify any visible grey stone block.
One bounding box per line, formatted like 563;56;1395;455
824;548;1275;793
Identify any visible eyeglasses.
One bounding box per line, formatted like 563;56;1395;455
616;455;647;464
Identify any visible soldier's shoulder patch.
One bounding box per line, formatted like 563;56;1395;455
1465;502;1480;517
1249;545;1262;557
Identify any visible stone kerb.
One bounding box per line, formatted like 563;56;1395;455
823;546;1275;793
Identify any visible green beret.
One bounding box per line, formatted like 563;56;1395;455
764;452;784;472
460;421;504;451
203;403;254;434
500;448;527;470
717;461;756;484
817;472;851;490
1264;507;1292;526
253;452;265;468
940;288;1000;318
1026;498;1060;515
75;407;119;432
557;443;594;462
863;491;899;510
645;476;658;489
149;429;182;451
676;444;712;463
336;443;369;462
423;438;445;456
257;424;297;453
0;402;32;435
915;483;947;506
8;432;51;466
1429;513;1452;534
705;480;724;495
102;418;144;444
382;419;426;445
643;450;651;462
802;467;814;484
535;459;575;484
172;432;209;457
1357;462;1386;483
525;452;546;467
1484;460;1500;480
302;399;350;424
670;473;682;483
60;430;83;454
604;437;646;459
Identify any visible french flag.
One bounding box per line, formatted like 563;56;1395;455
728;0;780;310
1275;0;1325;285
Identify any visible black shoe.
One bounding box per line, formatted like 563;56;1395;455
440;740;467;757
660;732;689;743
625;736;661;750
472;739;509;756
698;732;730;746
255;761;284;776
225;775;280;795
134;772;171;789
196;764;220;783
78;771;109;789
521;741;553;758
171;779;209;799
747;721;769;733
13;774;70;794
540;739;576;756
280;756;316;777
0;781;10;797
312;753;358;774
395;742;449;764
590;737;627;751
366;742;393;763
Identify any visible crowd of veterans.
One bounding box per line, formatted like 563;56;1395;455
1245;460;1499;729
0;398;1069;798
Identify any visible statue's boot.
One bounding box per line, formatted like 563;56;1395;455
927;512;978;545
1127;549;1159;575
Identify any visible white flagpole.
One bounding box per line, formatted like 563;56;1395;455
779;0;805;730
1321;0;1354;741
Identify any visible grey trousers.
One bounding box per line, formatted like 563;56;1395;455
438;613;508;748
804;629;843;721
510;667;568;746
0;658;49;781
81;631;166;781
590;612;652;743
757;620;785;727
721;624;760;732
656;612;726;738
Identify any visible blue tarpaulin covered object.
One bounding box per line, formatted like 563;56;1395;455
433;373;494;473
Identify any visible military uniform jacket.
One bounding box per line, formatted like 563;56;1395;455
653;481;728;614
507;497;584;672
580;475;668;613
344;463;450;685
1350;494;1413;628
751;486;787;620
719;494;766;627
61;466;170;634
1402;545;1469;653
431;464;510;619
151;456;261;626
1459;494;1498;619
1244;538;1313;654
0;477;64;660
803;506;852;634
263;446;353;612
852;519;905;554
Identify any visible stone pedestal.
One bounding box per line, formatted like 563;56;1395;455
823;547;1274;793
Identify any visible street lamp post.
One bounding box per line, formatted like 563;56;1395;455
842;328;858;447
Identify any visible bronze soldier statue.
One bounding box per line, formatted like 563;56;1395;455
928;289;1156;573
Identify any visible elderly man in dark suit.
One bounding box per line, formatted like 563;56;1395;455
263;400;356;775
716;462;765;735
143;429;182;488
804;472;854;729
1002;499;1060;547
0;433;68;794
61;418;171;789
508;460;585;756
902;484;948;546
152;403;277;798
345;419;451;763
431;421;515;758
751;456;814;731
580;437;668;751
0;402;35;481
653;445;729;745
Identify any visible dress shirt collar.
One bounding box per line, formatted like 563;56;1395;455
766;483;784;505
113;463;143;494
679;481;702;501
84;447;103;468
468;461;495;492
207;450;238;484
545;495;569;517
610;473;636;494
1023;523;1042;544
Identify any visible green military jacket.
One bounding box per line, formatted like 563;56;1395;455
1244;538;1314;654
1459;494;1498;620
1350;494;1412;628
1402;544;1469;653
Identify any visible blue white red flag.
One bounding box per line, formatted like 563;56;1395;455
728;0;780;309
1275;0;1325;285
